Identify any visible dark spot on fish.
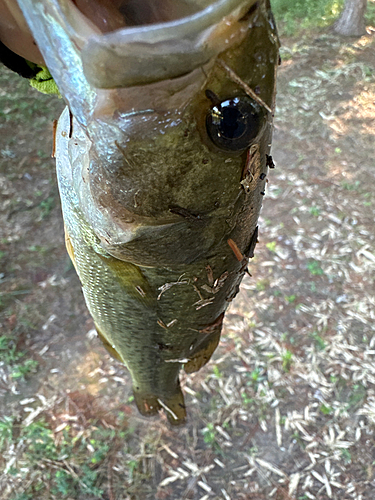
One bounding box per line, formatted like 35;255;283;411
169;206;203;222
68;108;73;139
244;226;258;259
266;154;275;168
202;159;209;165
278;54;282;66
226;284;240;302
184;129;189;137
205;89;221;106
157;343;172;351
260;191;265;195
206;97;263;152
52;120;58;158
260;173;266;180
239;1;258;22
254;85;261;95
179;403;186;409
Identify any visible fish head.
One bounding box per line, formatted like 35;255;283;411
16;0;278;265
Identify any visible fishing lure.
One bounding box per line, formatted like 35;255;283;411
8;0;279;423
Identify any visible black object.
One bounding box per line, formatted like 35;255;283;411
266;154;275;168
0;40;37;79
206;96;263;152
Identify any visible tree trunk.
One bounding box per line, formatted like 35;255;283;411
334;0;367;36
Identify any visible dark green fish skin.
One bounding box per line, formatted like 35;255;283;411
18;0;279;424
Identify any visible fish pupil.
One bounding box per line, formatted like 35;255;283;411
206;97;262;152
220;103;245;139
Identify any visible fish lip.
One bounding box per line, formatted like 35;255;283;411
82;0;253;43
55;0;260;88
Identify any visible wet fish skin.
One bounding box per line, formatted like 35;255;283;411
16;0;279;424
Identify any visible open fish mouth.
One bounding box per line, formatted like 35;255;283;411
16;0;259;88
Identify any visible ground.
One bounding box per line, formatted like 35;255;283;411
0;26;375;500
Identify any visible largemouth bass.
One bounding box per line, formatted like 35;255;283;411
4;0;279;424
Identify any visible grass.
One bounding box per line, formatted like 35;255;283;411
285;294;296;303
266;241;277;253
0;70;59;127
0;416;125;499
212;364;222;379
271;0;344;35
282;350;293;372
0;401;159;500
346;383;367;410
271;0;375;36
0;335;38;380
202;422;217;445
256;278;270;291
320;404;333;415
312;332;327;351
309;206;320;216
307;260;324;276
38;195;56;220
247;367;265;386
341;449;352;463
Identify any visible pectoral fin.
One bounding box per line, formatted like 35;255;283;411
95;324;123;362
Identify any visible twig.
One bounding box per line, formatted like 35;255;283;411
217;58;273;114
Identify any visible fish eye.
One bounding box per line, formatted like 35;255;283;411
206;96;263;152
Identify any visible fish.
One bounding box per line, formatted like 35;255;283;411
8;0;279;424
